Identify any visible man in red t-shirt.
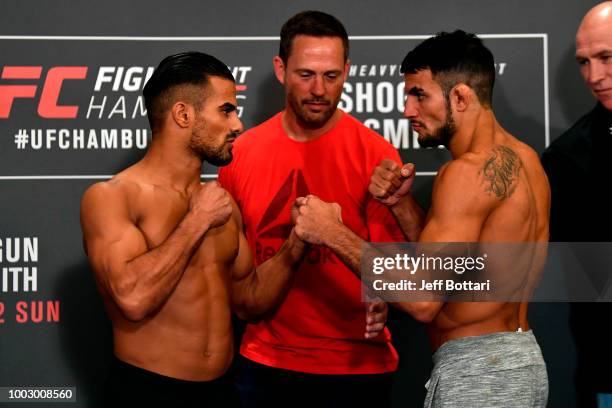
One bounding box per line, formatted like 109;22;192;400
218;10;406;408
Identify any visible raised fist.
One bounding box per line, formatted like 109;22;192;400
369;159;415;206
293;195;342;245
189;181;232;228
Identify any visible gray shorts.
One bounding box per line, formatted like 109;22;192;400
424;330;548;408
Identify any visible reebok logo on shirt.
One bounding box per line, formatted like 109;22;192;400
254;168;337;265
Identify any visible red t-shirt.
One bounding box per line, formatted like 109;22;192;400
219;111;405;374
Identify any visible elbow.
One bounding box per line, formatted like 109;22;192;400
117;298;149;322
234;297;276;324
233;302;265;324
234;309;262;324
110;283;150;322
393;302;438;323
412;308;437;324
114;294;150;322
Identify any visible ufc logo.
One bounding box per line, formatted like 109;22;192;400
0;66;88;118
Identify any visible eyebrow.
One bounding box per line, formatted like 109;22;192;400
576;49;612;61
295;68;343;75
594;50;612;58
219;102;237;112
405;86;424;95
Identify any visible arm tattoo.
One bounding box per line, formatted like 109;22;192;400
480;146;522;200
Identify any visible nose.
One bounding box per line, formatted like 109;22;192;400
311;75;325;97
404;98;418;119
232;116;244;134
587;60;605;85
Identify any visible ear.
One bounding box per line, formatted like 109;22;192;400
449;84;473;112
343;59;351;81
171;101;193;128
273;56;286;85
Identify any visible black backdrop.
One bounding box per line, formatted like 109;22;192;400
0;1;601;406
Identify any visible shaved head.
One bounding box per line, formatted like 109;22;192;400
578;1;612;33
576;2;612;109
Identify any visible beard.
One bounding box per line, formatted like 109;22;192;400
202;142;233;167
416;99;456;149
287;91;340;129
189;130;237;167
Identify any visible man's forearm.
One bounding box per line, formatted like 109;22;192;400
240;230;308;319
322;222;364;275
390;194;426;242
322;225;443;323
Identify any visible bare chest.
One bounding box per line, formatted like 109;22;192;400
135;190;239;267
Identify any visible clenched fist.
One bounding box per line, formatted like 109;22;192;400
189;181;232;228
369;159;415;206
293;195;342;245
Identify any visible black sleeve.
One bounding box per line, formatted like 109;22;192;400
541;148;582;242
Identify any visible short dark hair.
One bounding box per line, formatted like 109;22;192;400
279;10;349;63
400;30;495;107
143;51;234;131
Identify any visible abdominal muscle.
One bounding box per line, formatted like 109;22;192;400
109;257;235;381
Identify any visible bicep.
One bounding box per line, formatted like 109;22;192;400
419;208;485;242
231;231;255;286
229;229;257;321
81;185;148;291
228;200;255;299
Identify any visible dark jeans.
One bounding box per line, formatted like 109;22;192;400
234;356;393;408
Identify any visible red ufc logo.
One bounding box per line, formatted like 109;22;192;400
0;66;88;118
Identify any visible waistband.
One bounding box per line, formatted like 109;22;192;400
432;330;545;372
109;356;230;389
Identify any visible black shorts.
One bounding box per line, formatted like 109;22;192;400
104;357;238;408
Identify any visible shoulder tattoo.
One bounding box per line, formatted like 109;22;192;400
479;145;522;200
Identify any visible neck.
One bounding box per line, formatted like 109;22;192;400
140;131;203;193
281;107;343;141
448;107;500;158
